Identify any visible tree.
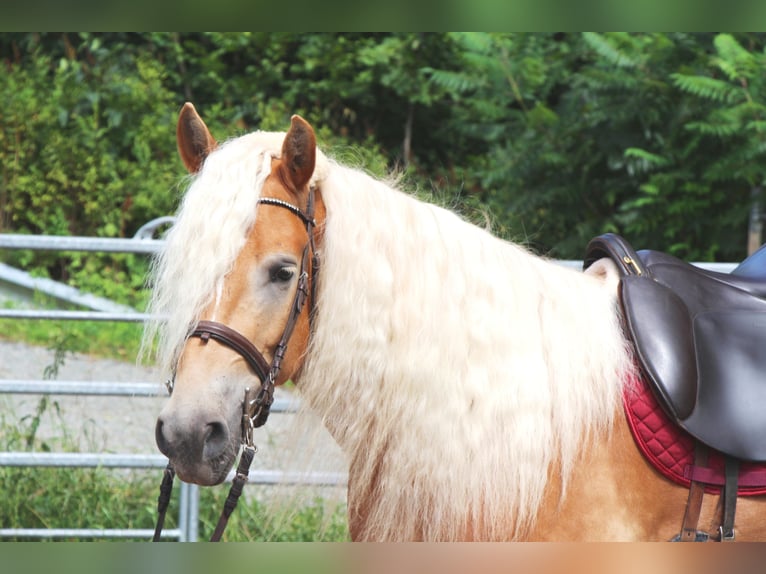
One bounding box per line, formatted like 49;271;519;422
424;32;766;261
3;30;764;301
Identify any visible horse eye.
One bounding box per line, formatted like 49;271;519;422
271;267;295;283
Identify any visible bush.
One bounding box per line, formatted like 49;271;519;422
1;34;181;305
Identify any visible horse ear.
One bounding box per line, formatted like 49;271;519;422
280;115;316;192
177;102;217;174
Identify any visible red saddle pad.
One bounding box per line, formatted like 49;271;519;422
623;372;766;496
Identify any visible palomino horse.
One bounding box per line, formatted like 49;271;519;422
146;103;766;541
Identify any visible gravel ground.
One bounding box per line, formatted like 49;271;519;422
0;340;166;454
0;340;347;501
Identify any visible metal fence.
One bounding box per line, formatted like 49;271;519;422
0;228;346;542
0;230;736;541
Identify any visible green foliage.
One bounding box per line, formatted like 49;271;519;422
0;395;159;539
197;489;349;542
3;31;765;301
670;75;742;104
1;285;146;360
1;33;181;305
423;32;766;260
620;33;766;259
582;32;644;69
0;315;146;360
1;35;180;238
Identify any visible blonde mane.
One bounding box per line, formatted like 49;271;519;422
144;131;632;540
298;163;632;540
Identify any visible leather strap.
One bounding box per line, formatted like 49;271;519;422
209;445;256;541
719;457;739;541
679;441;709;542
583;232;647;275
151;463;176;542
677;444;741;542
191;320;270;382
185;189;318;430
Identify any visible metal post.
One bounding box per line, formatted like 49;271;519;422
178;481;190;542
188;484;200;542
176;482;200;542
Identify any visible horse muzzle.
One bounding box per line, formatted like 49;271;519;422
155;405;240;486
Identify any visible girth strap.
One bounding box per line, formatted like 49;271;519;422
675;442;740;542
679;442;709;542
719;457;739;541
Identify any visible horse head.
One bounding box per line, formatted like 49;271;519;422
154;103;324;485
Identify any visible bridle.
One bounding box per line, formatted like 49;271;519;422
192;191;319;432
152;187;319;541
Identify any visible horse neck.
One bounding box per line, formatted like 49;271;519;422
298;168;630;539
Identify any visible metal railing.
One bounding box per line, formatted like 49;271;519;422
0;229;738;540
0;228;346;541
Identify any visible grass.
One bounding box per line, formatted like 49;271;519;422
197;488;349;542
0;317;146;362
0;398;350;542
1;286;148;362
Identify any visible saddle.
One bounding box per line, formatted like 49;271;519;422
584;233;766;463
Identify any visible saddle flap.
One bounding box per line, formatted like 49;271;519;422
686;310;766;461
587;232;766;462
620;275;698;420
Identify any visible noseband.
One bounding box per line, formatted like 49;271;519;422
153;188;319;542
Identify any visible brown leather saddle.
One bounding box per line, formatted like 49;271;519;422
584;233;766;463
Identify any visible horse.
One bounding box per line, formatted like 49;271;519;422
145;102;766;541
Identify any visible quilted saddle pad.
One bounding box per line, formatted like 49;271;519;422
623;372;766;496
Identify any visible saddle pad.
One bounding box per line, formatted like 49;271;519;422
623;372;766;496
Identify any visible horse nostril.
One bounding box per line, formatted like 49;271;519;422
155;418;172;457
202;421;230;460
155;415;230;463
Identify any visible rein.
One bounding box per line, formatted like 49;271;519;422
152;189;318;541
